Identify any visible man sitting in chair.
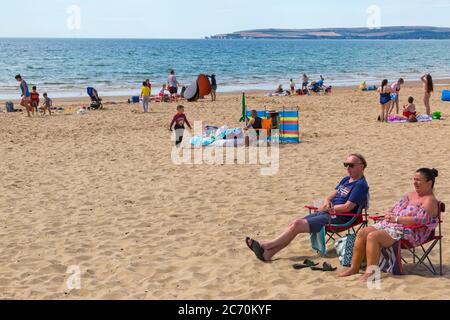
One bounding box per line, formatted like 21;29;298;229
246;153;369;262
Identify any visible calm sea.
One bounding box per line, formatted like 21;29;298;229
1;38;449;99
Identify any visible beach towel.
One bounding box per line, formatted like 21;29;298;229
334;233;356;267
266;92;290;97
379;241;403;275
388;114;433;123
310;226;327;256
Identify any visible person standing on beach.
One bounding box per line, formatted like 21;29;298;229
140;81;151;113
15;74;32;117
207;74;217;101
290;79;296;95
378;79;392;122
168;70;180;102
421;73;434;116
30;86;40;115
388;78;404;115
302;74;309;91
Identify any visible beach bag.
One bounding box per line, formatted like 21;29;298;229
310;226;327;256
334;233;356;267
131;96;140;103
5;101;14;112
379;241;403;275
441;90;450;102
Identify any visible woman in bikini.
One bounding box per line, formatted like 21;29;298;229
421;73;434;116
339;168;440;281
377;79;392;122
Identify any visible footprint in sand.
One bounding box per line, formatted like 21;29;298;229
166;229;188;236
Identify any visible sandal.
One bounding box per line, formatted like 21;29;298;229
292;259;319;270
245;237;268;262
311;262;337;272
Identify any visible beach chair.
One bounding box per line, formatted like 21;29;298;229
305;194;370;255
370;202;445;276
87;87;103;110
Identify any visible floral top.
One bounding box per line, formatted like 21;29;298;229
376;196;439;247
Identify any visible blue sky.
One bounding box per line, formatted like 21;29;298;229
1;0;449;38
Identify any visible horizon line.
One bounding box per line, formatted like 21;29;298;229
2;25;450;40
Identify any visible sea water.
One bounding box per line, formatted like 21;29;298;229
1;38;449;99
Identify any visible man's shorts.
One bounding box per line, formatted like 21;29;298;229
169;87;178;94
303;211;353;233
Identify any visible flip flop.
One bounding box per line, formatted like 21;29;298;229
311;262;337;272
245;237;268;262
292;259;319;270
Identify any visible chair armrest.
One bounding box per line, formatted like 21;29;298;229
401;225;427;230
305;206;363;217
329;213;363;217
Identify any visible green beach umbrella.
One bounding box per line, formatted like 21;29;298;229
239;92;248;122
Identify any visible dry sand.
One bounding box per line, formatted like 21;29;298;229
1;83;450;299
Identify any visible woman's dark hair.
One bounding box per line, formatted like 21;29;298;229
417;168;439;188
408;96;414;103
170;69;175;75
381;79;388;91
142;81;146;86
426;74;434;93
398;78;404;84
15;74;22;80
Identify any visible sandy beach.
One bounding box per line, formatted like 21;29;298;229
1;82;450;300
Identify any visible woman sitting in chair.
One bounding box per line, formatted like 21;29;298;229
339;168;440;281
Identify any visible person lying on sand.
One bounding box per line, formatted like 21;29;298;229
339;168;439;281
246;154;369;263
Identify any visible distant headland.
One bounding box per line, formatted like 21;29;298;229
208;26;450;40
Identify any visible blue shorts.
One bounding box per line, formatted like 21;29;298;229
390;93;398;101
303;212;353;233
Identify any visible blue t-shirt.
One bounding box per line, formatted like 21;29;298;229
332;176;369;213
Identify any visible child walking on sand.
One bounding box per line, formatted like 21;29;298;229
169;105;192;147
41;92;52;115
140;81;151;113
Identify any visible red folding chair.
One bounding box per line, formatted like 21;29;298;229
370;202;445;276
305;194;370;246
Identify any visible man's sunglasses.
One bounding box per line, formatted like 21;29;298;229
344;162;362;168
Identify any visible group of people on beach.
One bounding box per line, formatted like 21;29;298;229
377;74;434;122
273;74;331;96
246;153;440;281
14;74;52;117
139;70;217;113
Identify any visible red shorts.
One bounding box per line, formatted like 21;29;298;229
403;111;416;118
